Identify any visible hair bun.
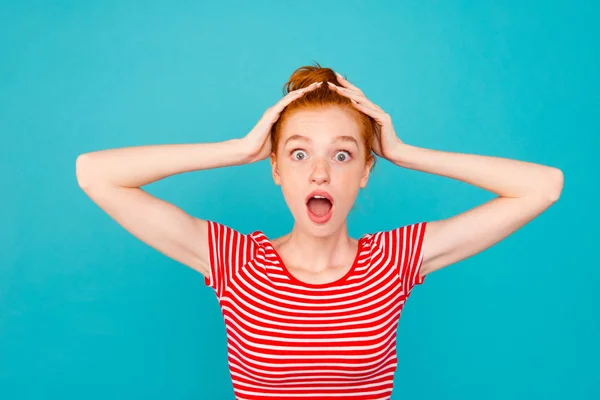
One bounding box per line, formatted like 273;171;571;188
283;61;340;94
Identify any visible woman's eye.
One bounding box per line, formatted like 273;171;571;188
335;150;351;162
291;149;351;161
291;149;307;160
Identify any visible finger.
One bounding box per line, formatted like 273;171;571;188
335;73;365;96
287;82;321;99
256;82;324;136
328;81;363;98
344;94;389;123
328;83;382;112
277;82;322;109
291;81;322;98
350;100;387;121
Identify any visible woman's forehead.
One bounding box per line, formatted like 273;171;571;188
283;133;360;149
281;108;361;140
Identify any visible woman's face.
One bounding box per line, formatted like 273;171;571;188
271;106;372;236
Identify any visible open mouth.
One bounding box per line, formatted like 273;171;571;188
306;193;334;223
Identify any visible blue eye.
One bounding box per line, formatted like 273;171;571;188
291;149;307;160
335;150;352;162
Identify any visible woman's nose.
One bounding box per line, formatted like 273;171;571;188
309;159;330;184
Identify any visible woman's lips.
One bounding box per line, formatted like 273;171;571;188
305;190;334;205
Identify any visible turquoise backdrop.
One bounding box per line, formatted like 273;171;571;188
1;1;597;399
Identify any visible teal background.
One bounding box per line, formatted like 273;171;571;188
1;1;597;399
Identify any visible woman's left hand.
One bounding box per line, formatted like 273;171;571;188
328;74;403;160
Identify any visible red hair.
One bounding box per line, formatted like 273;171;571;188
271;61;378;171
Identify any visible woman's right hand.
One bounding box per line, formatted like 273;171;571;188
242;81;323;163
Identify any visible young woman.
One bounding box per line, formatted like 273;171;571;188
76;64;563;400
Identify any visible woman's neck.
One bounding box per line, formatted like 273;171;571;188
273;223;357;273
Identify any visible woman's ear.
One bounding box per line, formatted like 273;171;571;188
359;156;374;189
270;153;281;185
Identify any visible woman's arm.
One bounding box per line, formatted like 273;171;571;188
76;139;250;189
388;144;564;277
75;139;252;277
390;144;563;200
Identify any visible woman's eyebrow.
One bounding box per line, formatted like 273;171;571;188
284;134;358;146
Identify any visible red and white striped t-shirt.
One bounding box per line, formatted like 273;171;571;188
204;220;427;400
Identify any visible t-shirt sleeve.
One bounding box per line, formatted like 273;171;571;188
204;220;256;298
381;222;428;297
